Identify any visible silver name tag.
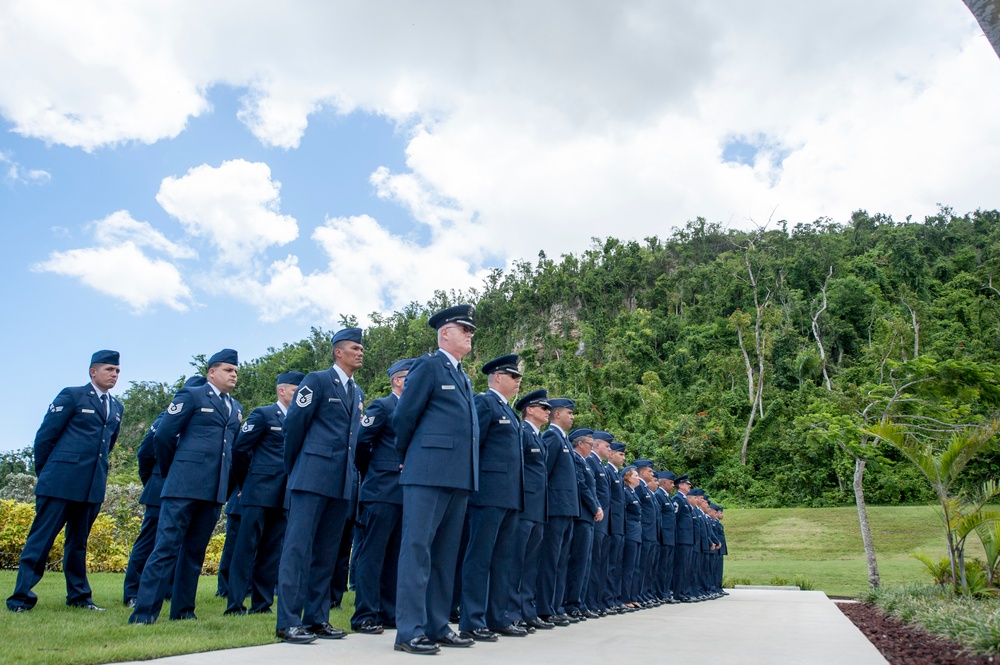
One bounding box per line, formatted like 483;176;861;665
270;426;282;431
201;408;214;413
499;418;511;424
530;448;541;453
81;408;95;413
442;385;456;390
329;398;341;402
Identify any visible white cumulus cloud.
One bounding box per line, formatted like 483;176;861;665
32;210;194;312
156;159;298;265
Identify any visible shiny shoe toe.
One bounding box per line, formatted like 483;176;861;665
394;636;440;654
277;626;317;644
308;622;347;639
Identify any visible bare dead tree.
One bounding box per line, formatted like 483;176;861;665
811;266;834;392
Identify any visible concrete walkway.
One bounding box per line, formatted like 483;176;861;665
116;589;887;665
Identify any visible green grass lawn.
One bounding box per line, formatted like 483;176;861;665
0;505;964;664
0;572;353;665
722;504;977;596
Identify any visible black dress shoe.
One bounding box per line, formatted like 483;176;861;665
437;631;475;647
584;610;600;619
277;626;317;644
394;636;440;654
513;620;536;633
69;601;106;611
248;607;273;615
491;624;528;637
459;628;497;642
353;620;384;634
224;607;247;616
308;622;347;639
540;614;570;627
527;617;555;629
123;598;137;609
9;606;31;613
562;612;581;623
172;612;197;620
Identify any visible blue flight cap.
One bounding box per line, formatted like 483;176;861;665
208;348;238;366
568;428;594;442
622;465;636;474
387;358;415;378
185;375;206;387
716;504;725;511
548;398;575;411
427;304;476;330
610;441;627;452
633;458;654;469
515;389;549;411
277;371;305;385
675;474;691;485
482;354;522;377
91;349;120;365
709;503;721;511
657;470;676;480
689;488;706;497
592;430;613;442
332;327;363;345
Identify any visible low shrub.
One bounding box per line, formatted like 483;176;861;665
723;576;753;588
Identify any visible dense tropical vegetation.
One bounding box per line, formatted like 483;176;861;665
5;207;1000;513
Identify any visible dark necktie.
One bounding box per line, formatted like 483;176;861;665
100;393;108;420
223;394;231;416
347;378;355;405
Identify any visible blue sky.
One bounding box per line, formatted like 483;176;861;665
2;1;999;450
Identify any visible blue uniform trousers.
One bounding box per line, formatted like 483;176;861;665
129;498;220;622
350;501;402;628
620;540;640;603
123;504;160;603
656;544;675;599
563;520;593;612
587;529;610;610
226;505;286;613
535;516;573;616
329;518;354;607
604;534;624;608
672;543;693;600
276;490;348;630
395;485;469;644
508;518;545;623
459;505;519;631
216;514;241;596
7;496;101;610
640;541;658;600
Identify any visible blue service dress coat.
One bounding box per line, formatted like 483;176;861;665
655;488;677;546
232;403;288;508
356;393;403;505
469;390;524;510
123;411;166;603
520;422;548;523
393;350;479;490
535;425;579;617
541;427;580;518
34;384;123;503
283;367;362;501
155;381;242;504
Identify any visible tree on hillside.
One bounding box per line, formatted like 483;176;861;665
962;0;1000;60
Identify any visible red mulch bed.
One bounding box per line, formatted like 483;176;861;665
838;601;996;664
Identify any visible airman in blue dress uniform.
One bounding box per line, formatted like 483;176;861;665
350;358;413;635
275;329;364;644
603;441;627;613
671;475;694;601
129;349;242;624
507;389;551;632
585;431;612;614
654;469;678;602
7;350;123;612
459;354;526;641
225;370;304;616
392;305;479;655
564;428;600;619
536;397;579;626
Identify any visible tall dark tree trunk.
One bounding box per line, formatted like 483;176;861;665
963;0;1000;60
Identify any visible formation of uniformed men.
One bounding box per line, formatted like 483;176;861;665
7;306;729;654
